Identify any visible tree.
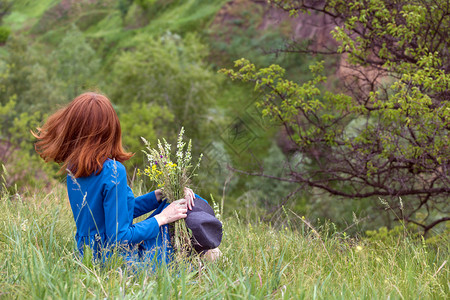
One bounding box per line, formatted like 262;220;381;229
0;35;66;113
119;102;175;169
0;95;51;191
117;0;134;18
222;0;450;234
109;32;220;145
51;25;100;100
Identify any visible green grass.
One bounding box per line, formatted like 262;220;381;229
0;185;448;299
3;0;62;31
7;0;61;18
139;0;228;36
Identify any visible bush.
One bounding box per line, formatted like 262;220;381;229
109;32;220;147
0;26;10;43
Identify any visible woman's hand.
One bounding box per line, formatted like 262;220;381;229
154;199;187;226
184;187;195;210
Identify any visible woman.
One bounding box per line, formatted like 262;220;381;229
33;92;198;266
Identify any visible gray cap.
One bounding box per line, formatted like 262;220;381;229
185;197;223;252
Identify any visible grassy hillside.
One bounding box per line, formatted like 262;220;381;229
3;0;61;31
0;185;448;298
4;0;227;46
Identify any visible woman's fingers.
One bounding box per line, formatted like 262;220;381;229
169;200;188;222
174;198;187;205
183;188;190;210
156;200;187;226
176;201;187;219
184;187;195;210
190;189;195;204
176;201;187;212
187;194;192;210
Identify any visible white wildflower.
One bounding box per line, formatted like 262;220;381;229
185;139;192;164
163;138;171;154
20;219;28;232
196;153;203;169
379;197;390;210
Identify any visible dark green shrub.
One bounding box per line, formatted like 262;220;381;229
0;26;10;43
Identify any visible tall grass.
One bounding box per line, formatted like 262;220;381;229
0;185;448;299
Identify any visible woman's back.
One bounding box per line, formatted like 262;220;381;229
67;159;133;256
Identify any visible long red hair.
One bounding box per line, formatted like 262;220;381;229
33;92;133;177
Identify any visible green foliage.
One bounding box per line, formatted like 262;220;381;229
0;26;10;43
0;0;230;195
8;0;449;240
0;35;65;112
208;0;314;80
137;0;227;35
135;0;176;16
117;0;133;18
222;0;450;233
119;102;175;168
51;24;100;100
110;32;220;144
366;224;419;243
0;0;13;22
7;0;58;18
0;97;52;190
425;223;450;248
2;0;59;32
0;26;100;110
0;44;58;190
243;143;298;207
135;0;161;11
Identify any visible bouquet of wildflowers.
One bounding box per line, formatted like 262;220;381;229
140;127;202;256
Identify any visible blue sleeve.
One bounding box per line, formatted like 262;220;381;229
133;191;160;218
103;162;161;246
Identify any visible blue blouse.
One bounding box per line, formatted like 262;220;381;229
67;159;171;264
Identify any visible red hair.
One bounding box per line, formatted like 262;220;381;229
33;92;133;178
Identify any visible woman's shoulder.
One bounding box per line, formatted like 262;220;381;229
102;159;127;175
98;159;128;188
66;159;127;191
66;159;126;183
